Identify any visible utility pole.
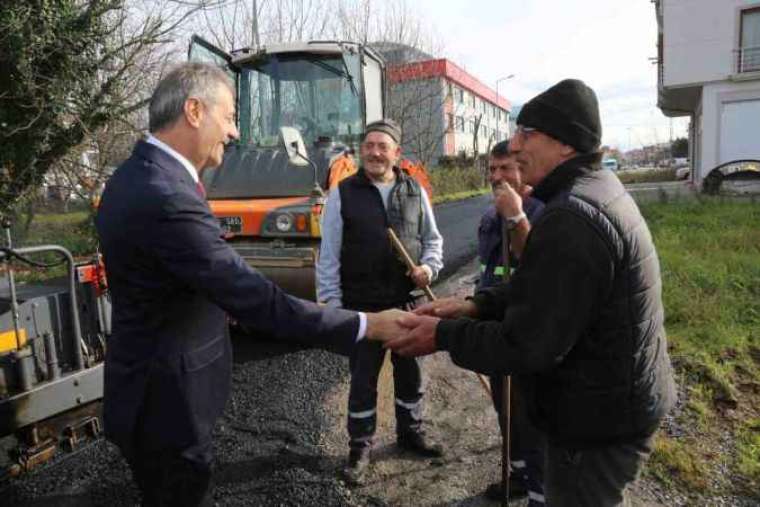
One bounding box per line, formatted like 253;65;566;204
495;74;515;141
252;0;260;47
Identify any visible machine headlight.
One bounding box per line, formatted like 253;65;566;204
275;213;294;232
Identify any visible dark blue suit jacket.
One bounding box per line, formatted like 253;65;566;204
96;140;359;456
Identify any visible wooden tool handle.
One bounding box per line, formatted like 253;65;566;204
387;228;436;301
387;227;491;398
500;220;513;506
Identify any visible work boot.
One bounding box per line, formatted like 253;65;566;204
397;432;444;458
342;447;371;485
483;477;529;501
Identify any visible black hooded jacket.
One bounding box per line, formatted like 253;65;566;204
436;153;677;448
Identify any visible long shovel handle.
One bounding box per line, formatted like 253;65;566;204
501;374;512;506
386;228;491;398
501;220;513;507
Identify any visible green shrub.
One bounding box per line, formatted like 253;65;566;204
4;211;97;282
618;167;678;184
429;165;487;199
21;211;96;256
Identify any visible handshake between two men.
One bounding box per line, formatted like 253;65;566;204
363;297;478;356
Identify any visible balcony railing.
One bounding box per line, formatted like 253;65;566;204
735;45;760;74
658;59;664;88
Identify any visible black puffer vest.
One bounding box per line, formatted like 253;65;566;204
338;167;423;310
531;154;676;447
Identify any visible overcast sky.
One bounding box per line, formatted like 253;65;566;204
414;0;689;151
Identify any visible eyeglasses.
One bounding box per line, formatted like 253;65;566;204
513;126;539;139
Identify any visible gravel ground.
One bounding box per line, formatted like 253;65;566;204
3;336;363;506
4;259;759;506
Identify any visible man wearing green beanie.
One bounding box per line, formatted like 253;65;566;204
382;79;677;506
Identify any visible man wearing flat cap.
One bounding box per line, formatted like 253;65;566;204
317;119;444;484
383;80;677;506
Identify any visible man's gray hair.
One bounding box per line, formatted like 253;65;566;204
149;62;234;133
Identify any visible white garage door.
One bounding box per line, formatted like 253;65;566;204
720;99;760;163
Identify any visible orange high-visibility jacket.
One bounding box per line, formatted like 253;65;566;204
327;155;433;200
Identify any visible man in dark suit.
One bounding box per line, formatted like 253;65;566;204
96;62;399;506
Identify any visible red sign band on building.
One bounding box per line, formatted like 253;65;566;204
388;58;511;111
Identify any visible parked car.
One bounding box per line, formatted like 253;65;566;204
702;159;760;194
602;158;619;172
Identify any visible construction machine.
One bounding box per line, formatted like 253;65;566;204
188;36;430;300
0;219;110;477
0;36;435;478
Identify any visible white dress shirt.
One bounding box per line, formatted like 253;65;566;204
145;134;199;183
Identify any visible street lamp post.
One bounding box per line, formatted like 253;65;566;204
495;74;515;140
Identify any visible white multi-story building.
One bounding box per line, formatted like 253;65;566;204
655;0;760;183
377;54;510;164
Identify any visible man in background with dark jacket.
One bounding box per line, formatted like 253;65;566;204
383;79;677;506
479;140;545;504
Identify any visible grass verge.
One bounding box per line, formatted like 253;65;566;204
640;197;760;499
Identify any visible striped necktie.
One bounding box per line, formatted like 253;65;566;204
196;181;206;199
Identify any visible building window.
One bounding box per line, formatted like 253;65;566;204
447;113;455;132
739;7;760;73
482;125;488;138
455;116;464;132
454;86;464;103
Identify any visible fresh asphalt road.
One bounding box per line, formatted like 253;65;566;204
433;193;491;279
431;181;694;277
4;193;494;507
